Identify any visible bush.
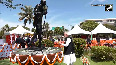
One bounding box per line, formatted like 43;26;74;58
35;39;54;47
73;38;86;57
42;39;54;47
35;39;39;46
91;46;116;62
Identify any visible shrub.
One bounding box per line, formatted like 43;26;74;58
91;46;116;62
35;39;54;47
35;39;39;46
73;38;86;57
42;39;54;47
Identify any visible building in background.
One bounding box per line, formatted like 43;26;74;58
85;18;116;25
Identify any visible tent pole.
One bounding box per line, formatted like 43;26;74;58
91;32;92;40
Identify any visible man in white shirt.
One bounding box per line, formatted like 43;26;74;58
58;32;76;65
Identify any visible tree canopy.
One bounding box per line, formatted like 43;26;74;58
0;24;10;38
9;25;30;31
0;0;23;9
103;24;116;31
18;6;34;26
80;21;99;32
54;27;64;35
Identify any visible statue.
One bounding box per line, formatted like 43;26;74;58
28;0;48;50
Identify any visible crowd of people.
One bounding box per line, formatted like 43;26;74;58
13;33;116;65
15;34;37;48
86;35;116;49
14;33;77;65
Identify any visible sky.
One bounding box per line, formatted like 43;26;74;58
0;0;116;31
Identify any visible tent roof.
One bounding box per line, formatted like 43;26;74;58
68;24;91;35
9;25;34;34
91;23;115;34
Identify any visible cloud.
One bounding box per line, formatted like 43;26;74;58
0;19;34;30
89;0;96;4
13;14;19;17
98;0;106;2
0;14;83;31
46;15;82;31
89;0;106;4
46;14;61;23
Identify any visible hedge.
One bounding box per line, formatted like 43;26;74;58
91;46;116;63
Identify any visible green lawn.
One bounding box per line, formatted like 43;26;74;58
0;57;115;65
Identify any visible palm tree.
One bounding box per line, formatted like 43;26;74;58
45;22;49;31
18;6;34;26
5;24;10;32
0;24;10;38
1;24;10;32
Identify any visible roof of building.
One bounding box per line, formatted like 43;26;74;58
85;18;116;21
85;19;103;20
105;18;116;20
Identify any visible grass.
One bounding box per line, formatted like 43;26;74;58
55;56;115;65
0;57;115;65
0;48;115;65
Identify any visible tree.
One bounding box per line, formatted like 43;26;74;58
0;31;4;39
42;22;50;38
0;24;10;38
64;29;69;32
80;21;99;32
31;28;36;32
0;0;23;9
61;26;69;33
114;21;116;27
1;24;10;32
103;24;116;31
4;24;10;32
18;6;34;26
9;27;17;31
71;26;74;30
54;27;64;35
23;26;30;31
9;25;30;31
47;30;53;37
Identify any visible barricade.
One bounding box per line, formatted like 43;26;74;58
0;43;21;59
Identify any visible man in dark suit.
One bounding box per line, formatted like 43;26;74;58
20;36;26;48
26;36;31;47
15;35;22;44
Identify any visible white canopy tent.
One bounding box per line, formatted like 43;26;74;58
8;25;34;34
91;23;116;34
68;24;91;35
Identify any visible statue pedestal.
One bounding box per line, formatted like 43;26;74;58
9;47;63;65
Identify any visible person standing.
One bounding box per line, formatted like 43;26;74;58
58;32;76;65
87;36;91;49
20;36;26;48
96;35;100;46
26;36;31;47
15;35;22;44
